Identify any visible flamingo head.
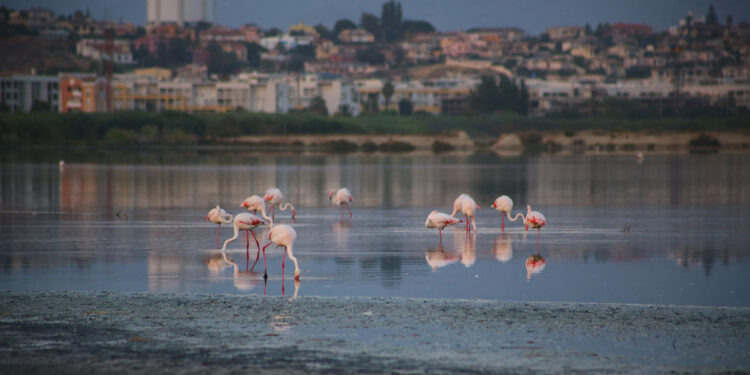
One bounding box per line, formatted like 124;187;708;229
204;215;210;221
328;190;335;200
292;210;296;219
349;195;353;202
476;205;480;210
263;194;273;201
491;201;497;208
240;201;249;208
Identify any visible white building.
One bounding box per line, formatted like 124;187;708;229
76;39;134;65
147;0;215;25
0;74;60;112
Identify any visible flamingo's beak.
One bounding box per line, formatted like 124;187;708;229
263;194;273;201
204;216;209;221
241;202;248;207
491;202;496;208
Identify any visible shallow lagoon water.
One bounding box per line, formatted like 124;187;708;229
1;152;748;306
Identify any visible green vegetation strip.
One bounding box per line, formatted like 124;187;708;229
2;111;749;145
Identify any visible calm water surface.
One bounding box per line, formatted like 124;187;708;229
1;151;748;306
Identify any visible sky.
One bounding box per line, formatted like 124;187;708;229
2;0;749;35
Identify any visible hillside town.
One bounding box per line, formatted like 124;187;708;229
1;0;749;117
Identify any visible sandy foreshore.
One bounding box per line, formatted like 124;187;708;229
1;290;748;374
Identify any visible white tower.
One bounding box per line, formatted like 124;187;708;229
147;0;214;25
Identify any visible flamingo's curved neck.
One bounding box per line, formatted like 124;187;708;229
259;206;274;225
221;223;240;251
286;244;300;275
279;202;295;212
221;251;239;274
220;213;233;224
507;211;525;222
450;206;459;217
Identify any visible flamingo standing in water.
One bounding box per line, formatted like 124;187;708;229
263;188;296;222
425;210;462;246
261;224;301;281
221;213;266;270
205;205;233;249
490;195;525;232
450;194;479;232
240;195;274;224
329;188;353;220
524;204;547;249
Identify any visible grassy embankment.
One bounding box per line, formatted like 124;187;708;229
1;111;749;150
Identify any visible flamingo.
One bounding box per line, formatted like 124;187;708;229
490;195;525;232
425;210;462;246
329;188;353;220
450;194;479;232
221;213;266;271
263;188;296;222
240;195;274;224
261;224;301;281
493;234;513;262
524;204;547;250
205;205;233;249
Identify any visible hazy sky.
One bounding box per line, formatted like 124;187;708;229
2;0;749;35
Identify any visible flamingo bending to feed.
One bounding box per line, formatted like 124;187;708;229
425;210;462;246
221;213;266;271
261;224;301;281
490;195;525;232
450;194;479;232
329;188;353;220
263;188;296;222
524;204;547;249
205;205;233;249
240;195;274;224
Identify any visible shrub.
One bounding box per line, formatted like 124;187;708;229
689;134;720;148
320;140;359;153
432;140;455;153
379;141;415;152
103;128;138;144
361;141;378;153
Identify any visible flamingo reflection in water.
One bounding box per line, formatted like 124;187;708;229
263;188;296;222
526;253;546;280
493;234;513;263
205;205;232;249
221;213;266;271
490;195;525;232
450;194;479;232
425;248;460;270
329;188;353;221
221;252;262;291
454;231;476;267
425;210;462;247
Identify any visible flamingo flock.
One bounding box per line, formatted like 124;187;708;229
207;187;549;286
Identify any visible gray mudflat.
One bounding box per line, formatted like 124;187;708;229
1;290;748;374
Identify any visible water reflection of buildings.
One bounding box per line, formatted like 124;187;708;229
1;154;749;212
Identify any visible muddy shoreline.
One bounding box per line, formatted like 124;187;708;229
1;290;748;374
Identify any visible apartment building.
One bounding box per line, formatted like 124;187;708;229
0;73;60;112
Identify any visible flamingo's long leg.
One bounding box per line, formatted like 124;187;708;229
537;228;541;254
250;229;261;271
340;204;344;221
282;246;287;278
262;241;272;278
216;224;221;249
501;215;505;232
245;230;250;270
347;204;352;219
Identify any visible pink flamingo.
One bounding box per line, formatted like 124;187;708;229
205;205;233;249
450;194;479;232
261;224;301;281
221;213;266;271
524;204;547;249
240;195;274;224
329;188;353;220
263;188;296;222
425;210;462;247
490;195;525;232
